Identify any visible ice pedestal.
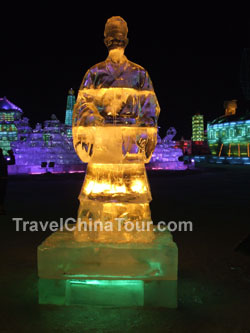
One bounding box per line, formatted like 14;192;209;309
37;229;178;308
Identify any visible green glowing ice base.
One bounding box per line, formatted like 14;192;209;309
38;230;178;308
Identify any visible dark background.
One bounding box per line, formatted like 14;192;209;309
0;10;248;139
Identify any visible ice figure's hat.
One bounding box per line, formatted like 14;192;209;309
104;16;128;49
104;16;128;38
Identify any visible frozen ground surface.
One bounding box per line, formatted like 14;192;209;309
0;164;250;332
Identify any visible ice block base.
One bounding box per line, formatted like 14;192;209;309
37;229;178;308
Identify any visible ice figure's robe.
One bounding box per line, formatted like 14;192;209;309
73;54;160;128
72;54;160;242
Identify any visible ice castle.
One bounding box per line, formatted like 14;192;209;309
0;92;83;174
0;92;185;174
11;115;83;174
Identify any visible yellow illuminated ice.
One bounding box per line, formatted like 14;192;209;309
73;16;160;243
84;180;127;195
131;180;146;193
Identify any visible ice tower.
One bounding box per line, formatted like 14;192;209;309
192;114;204;142
38;16;178;308
65;88;76;126
0;97;22;155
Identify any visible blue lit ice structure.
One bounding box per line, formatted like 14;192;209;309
194;155;250;165
149;127;187;170
206;101;250;165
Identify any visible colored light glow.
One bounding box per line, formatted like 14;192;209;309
84;176;147;195
206;155;250;165
69;279;143;286
30;172;44;175
228;144;231;157
131;179;146;193
84;180;127;195
59;278;145;306
218;143;224;157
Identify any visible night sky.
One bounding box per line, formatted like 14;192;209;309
0;11;246;139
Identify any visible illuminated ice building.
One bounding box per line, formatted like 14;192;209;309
0;92;83;174
205;49;250;164
11;115;82;174
207;100;250;164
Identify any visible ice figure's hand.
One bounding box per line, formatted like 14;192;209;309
135;129;157;163
144;135;157;162
83;112;104;126
136;137;148;151
73;129;95;163
78;102;104;126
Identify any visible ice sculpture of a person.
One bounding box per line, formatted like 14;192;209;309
73;16;160;242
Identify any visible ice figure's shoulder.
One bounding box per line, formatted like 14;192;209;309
127;60;147;73
88;60;108;73
127;60;153;91
80;61;107;89
86;59;147;74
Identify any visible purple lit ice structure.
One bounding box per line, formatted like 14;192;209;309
8;113;185;174
149;127;187;170
9;115;83;175
0;96;23;113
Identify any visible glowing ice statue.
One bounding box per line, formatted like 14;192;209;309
150;127;187;170
73;16;160;243
37;17;177;308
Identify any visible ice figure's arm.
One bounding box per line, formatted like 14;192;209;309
73;94;104;127
140;69;154;91
72;94;99;163
73;70;104;127
138;71;160;127
138;93;160;126
72;70;104;163
136;71;160;162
